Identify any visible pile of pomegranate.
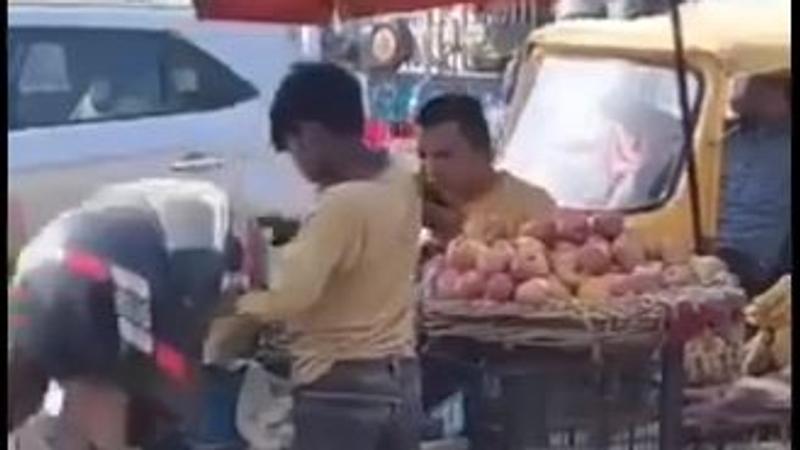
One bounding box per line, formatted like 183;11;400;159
424;210;732;307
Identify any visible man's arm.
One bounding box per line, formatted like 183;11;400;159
235;189;363;322
419;172;464;242
521;183;557;220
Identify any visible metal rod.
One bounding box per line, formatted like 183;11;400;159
659;339;685;450
668;0;704;254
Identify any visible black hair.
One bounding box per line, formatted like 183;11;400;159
416;94;492;158
270;62;365;151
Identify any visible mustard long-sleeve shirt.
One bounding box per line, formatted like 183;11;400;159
213;158;421;385
462;170;557;239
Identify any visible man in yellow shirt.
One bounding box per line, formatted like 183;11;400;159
417;94;556;244
215;63;423;450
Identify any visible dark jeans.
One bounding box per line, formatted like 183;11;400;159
717;246;777;297
292;357;423;450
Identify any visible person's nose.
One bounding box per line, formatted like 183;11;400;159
423;161;442;183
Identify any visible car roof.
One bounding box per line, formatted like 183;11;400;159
530;0;790;77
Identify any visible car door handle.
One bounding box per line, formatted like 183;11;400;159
170;152;225;172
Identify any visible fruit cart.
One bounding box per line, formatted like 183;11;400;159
419;210;749;450
414;1;790;445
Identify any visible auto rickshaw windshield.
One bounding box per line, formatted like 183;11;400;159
499;55;700;211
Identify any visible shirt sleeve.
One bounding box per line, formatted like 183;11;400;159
525;185;557;218
235;188;364;322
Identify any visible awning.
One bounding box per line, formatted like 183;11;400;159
194;0;521;24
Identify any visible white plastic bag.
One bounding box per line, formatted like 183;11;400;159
236;362;294;450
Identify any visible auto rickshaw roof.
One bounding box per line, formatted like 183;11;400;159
530;1;790;76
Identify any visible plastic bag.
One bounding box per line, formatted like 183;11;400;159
236;362;294;450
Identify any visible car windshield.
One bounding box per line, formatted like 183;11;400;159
499;56;700;211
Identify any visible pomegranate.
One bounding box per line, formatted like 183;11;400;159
591;212;625;240
445;237;485;272
612;231;647;272
548;276;573;300
550;247;582;289
476;240;514;275
510;253;550;281
552;241;579;254
577;236;613;276
456;270;487;299
434;268;462;299
630;263;664;293
555;210;591;245
515;236;547;259
515;278;551;304
485;273;515;302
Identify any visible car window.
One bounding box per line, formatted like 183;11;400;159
18;42;71;94
9;28;163;130
162;36;257;113
501;56;700;211
8;27;257;131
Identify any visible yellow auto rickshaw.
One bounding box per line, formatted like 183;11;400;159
500;1;790;259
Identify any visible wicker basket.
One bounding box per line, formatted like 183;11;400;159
422;284;747;358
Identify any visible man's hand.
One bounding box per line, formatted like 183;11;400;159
204;315;262;364
422;200;463;243
417;172;465;241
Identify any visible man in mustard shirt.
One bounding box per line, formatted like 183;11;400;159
217;63;423;450
418;94;556;244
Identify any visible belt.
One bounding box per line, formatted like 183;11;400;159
333;356;418;376
295;356;418;406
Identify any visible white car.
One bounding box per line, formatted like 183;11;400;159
8;1;320;259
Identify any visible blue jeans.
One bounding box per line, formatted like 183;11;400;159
187;366;248;450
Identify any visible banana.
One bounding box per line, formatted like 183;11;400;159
771;326;791;369
761;299;791;329
748;275;791;323
742;330;775;376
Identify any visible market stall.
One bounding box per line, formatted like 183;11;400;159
418;210;752;449
192;1;791;449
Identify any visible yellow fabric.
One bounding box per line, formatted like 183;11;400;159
212;158;421;385
772;326;791;369
461;170;556;239
530;1;790;77
742;274;792;375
